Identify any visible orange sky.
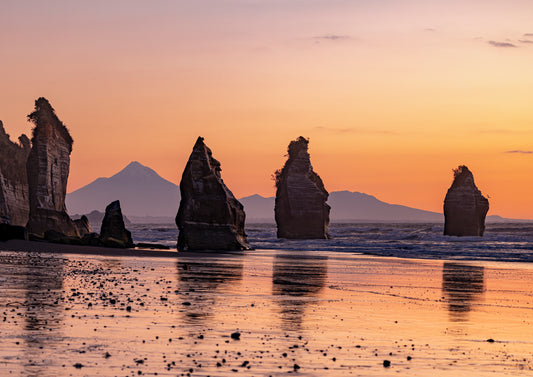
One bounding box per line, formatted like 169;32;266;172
1;1;533;218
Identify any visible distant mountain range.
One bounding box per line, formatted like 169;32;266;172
66;161;526;224
66;161;180;219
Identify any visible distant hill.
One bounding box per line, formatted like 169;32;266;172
66;161;180;217
240;191;443;223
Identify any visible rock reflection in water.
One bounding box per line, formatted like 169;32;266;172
442;262;484;322
272;254;327;331
177;257;243;325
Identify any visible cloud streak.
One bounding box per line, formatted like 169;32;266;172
314;126;399;135
519;39;533;44
488;40;517;48
504;150;533;154
313;34;352;41
523;33;533;37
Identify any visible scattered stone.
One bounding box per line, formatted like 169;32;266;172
73;363;84;368
487;338;495;343
383;360;391;367
231;332;241;340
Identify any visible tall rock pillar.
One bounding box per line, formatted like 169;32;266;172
176;137;250;251
26;98;79;237
274;136;330;239
443;165;489;236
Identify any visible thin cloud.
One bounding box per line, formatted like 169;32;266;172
313;34;352;41
519;39;533;44
523;33;533;37
488;40;517;48
314;126;398;135
424;28;436;32
504;150;533;154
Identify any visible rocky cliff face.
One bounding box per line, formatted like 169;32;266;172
0;121;31;226
26;98;79;237
100;200;133;248
443;165;489;236
274;136;330;239
176;137;249;251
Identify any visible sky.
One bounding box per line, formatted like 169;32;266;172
1;0;533;218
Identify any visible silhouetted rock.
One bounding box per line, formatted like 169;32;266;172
44;229;83;245
0;223;27;241
26;98;79;237
443;165;489;236
274;137;330;239
73;215;92;237
176;137;249;251
99;200;133;248
0;120;31;226
72;209;131;229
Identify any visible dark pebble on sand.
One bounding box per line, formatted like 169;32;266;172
487;338;495;343
383;360;391;367
231;332;241;340
293;364;300;371
182;302;191;306
73;363;84;368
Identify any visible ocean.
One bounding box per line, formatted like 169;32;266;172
129;222;533;263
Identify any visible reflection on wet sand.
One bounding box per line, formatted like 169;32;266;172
177;257;243;325
272;254;327;331
442;262;484;322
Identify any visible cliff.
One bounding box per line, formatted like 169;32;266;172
274;137;330;239
443;165;489;236
176;137;250;251
0;120;31;226
25;98;79;237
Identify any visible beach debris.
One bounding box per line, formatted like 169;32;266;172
274;136;330;239
443;165;489;236
0;120;31;227
73;363;84;368
176;136;250;251
383;359;391;367
487;338;495;343
231;331;241;340
26;97;80;237
99;200;134;248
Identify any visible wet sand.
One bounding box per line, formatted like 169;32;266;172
1;241;533;376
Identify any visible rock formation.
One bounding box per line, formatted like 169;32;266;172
73;215;92;237
0;120;31;226
100;200;133;248
443;165;489;236
25;98;79;237
274;136;330;239
176;137;249;251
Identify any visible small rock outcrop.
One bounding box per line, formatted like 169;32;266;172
73;215;92;237
0;121;31;226
443;165;489;236
274;136;330;239
26;98;79;237
176;137;249;251
99;200;133;248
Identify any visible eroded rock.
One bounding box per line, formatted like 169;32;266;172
274;136;330;239
176;137;249;251
74;215;92;237
26;98;79;237
0;120;31;226
100;200;133;248
443;165;489;236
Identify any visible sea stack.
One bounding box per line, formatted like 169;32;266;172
443;165;489;236
26;98;79;237
176;137;249;251
0;120;31;226
274;136;330;239
100;200;133;248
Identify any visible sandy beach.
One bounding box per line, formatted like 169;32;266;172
1;241;533;376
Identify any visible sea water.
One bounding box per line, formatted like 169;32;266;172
130;222;533;263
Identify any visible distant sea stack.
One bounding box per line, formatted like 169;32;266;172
26;98;79;237
0;120;31;226
274;136;330;239
176;137;250;251
443;165;489;236
99;201;133;248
